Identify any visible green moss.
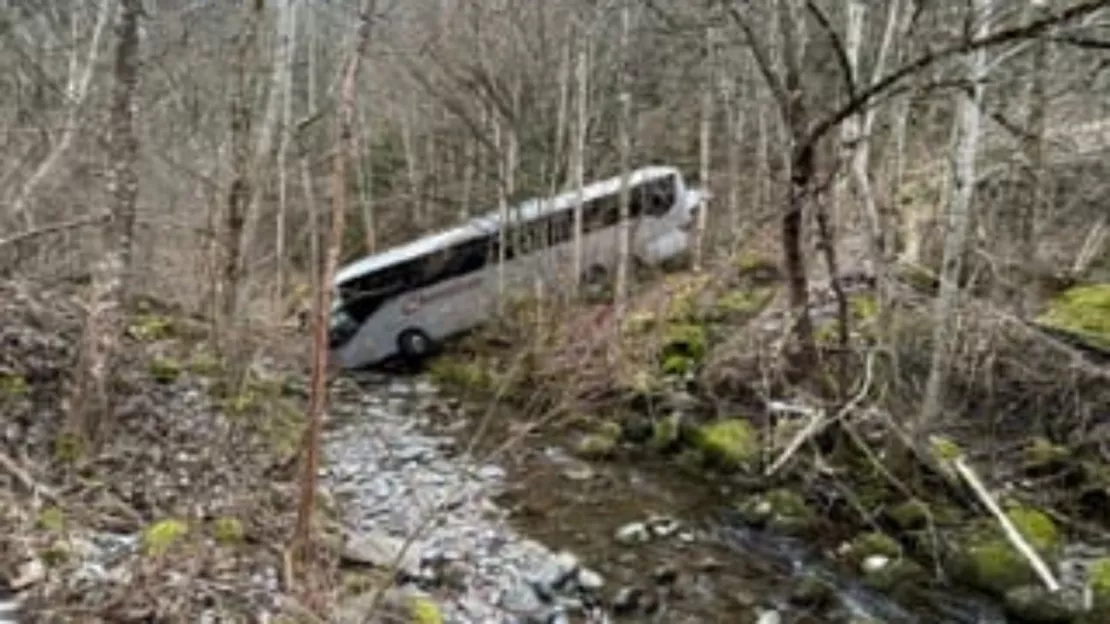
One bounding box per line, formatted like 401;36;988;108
143;519;189;556
149;356;183;384
930;435;964;462
1024;436;1069;468
53;432;85;463
1037;283;1110;348
735;252;780;281
213;516;245;544
650;413;682;452
696;419;759;470
887;499;931;530
427;356;494;391
849;532;903;561
737;489;816;535
186;352;223;376
410;596;444;624
850;293;879;321
661;353;695;376
0;372;29;397
623;311;658;335
36;507;66;532
661;323;707;363
1006;506;1059;552
954;507;1061;595
575;433;618;459
126;314;175;342
1090;558;1110;611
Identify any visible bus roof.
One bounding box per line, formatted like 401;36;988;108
334;165;680;286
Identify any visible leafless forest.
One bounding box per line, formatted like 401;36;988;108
2;0;1110;623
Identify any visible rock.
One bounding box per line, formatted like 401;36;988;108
576;567;605;591
498;579;548;620
755;608;783;624
1003;585;1081;624
611;586;644;615
789;574;834;609
561;463;596;482
649;412;683;452
646;515;681;538
736;489;816;536
620;415;653;444
695;419;759;470
652;564;679;586
861;554;890;574
950;506;1061;595
574;433;618;460
341;530;422;578
615;522;651;544
9;558;44;590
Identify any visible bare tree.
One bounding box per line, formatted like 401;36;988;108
291;0;377;576
614;2;635;315
918;0;994;431
63;0;142;443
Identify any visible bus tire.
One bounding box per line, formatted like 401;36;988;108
397;328;435;361
583;264;610;299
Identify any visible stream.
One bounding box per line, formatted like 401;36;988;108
323;371;1011;623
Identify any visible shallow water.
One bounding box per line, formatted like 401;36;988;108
333;370;1013;623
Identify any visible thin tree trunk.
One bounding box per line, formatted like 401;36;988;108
358;98;376;253
401;111;421;230
572;35;589;294
7;0;111;229
275;0;299;308
241;0;296;275
693;25;714;272
291;0;376;578
222;2;262;343
63;0;142;445
1017;0;1050;317
494;117;507;309
918;0;992;431
614;3;634;316
460;134;474;222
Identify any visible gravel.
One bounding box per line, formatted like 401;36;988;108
324;375;610;624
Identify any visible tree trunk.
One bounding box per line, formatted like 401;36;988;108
291;0;376;579
918;0;992;431
693;25;714;272
222;2;262;339
63;0;142;445
1017;0;1050;317
571;35;589;294
614;3;634;316
240;0;296;277
6;0;110;230
275;0;299;309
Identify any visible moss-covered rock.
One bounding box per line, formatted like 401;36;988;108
0;372;30;398
143;519;189;556
843;531;902;568
149;356;183;384
650;412;683;452
1003;585;1081;624
886;499;932;531
950;506;1062;596
575;433;618;460
213;516;245;544
1088;557;1110;614
36;507;66;532
737;489;816;536
659;323;708;377
1037;283;1110;348
410;595;445;624
427;356;495;392
126;313;175;342
695;419;759;471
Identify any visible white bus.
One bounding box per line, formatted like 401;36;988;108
328;165;705;369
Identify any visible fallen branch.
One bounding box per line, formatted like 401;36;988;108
765;348;876;476
0;213;110;249
0;451;59;501
952;456;1061;592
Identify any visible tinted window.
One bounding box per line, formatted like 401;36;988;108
639;175;676;217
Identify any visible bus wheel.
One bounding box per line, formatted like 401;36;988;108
583;264;610;300
397;328;435;361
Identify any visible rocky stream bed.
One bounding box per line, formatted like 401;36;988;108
322;371;1024;624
